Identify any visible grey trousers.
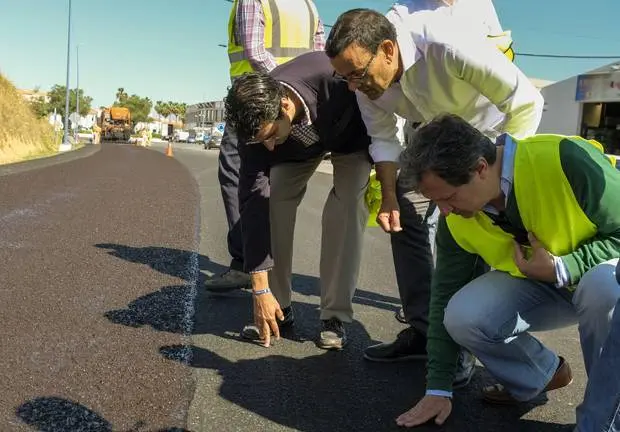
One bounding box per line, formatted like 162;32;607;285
269;152;371;322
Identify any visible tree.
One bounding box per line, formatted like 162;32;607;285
155;100;172;119
29;98;49;118
153;100;187;123
170;102;187;122
43;85;93;118
114;92;152;124
116;87;128;103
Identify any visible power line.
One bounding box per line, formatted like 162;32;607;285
220;0;619;60
515;53;620;59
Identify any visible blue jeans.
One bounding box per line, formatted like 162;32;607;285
575;259;620;432
443;259;620;402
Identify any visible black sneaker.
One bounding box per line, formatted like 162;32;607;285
241;306;294;340
317;317;347;350
363;327;427;362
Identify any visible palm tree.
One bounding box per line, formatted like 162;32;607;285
115;87;128;103
155;101;172;120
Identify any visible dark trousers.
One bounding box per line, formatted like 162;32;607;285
390;182;438;335
390;121;437;334
217;125;244;271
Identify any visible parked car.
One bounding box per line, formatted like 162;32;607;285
173;130;189;142
204;135;222;150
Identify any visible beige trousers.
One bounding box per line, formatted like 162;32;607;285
269;151;371;322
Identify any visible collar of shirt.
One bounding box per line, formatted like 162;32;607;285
279;82;312;126
483;134;515;215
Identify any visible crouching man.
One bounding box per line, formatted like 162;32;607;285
395;113;620;428
225;51;372;349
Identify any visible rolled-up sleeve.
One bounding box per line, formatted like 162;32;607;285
238;143;274;273
355;91;403;163
236;0;278;73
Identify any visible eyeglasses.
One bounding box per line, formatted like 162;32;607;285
333;52;377;84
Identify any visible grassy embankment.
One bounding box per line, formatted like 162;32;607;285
0;73;59;165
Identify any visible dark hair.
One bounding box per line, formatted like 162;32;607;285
399;114;498;189
325;9;397;58
224;72;285;141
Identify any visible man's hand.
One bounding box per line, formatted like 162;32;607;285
395;395;452;428
253;292;284;347
250;271;284;347
377;191;402;232
374;161;402;233
513;232;556;283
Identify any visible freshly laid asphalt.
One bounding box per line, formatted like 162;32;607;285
0;141;583;431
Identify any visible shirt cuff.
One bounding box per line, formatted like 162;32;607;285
425;389;453;398
369;139;403;163
553;255;570;288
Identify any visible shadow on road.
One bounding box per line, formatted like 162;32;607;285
15;396;189;432
95;243;402;316
97;243;573;431
94;243;229;282
159;343;570;432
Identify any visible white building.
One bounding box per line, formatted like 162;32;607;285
186;100;225;129
538;61;620;155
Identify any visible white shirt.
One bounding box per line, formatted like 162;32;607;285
360;0;544;162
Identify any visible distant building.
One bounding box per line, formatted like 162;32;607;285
186;100;225;129
538;61;620;155
18;88;50;103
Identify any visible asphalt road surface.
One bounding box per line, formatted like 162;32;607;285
0;141;584;432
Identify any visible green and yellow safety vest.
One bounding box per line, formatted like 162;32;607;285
446;135;614;277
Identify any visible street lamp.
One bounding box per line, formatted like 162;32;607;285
59;0;72;152
75;42;84;141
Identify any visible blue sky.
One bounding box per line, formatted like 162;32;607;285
1;0;618;108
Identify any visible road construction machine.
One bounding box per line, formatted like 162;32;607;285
99;106;132;141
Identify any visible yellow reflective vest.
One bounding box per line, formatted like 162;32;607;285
227;0;319;78
445;135;613;277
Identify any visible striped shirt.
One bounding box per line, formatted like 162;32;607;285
235;0;325;74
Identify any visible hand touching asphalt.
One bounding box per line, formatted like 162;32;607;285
253;292;284;347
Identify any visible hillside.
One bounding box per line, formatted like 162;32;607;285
0;74;57;165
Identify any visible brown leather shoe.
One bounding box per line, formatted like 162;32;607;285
482;356;573;405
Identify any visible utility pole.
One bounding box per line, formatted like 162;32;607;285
75;43;80;141
59;0;72;152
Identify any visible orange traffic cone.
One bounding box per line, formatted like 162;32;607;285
165;142;173;157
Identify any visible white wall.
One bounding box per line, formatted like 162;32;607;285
538;76;582;135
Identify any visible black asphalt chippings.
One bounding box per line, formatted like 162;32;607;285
1;143;199;431
163;143;582;432
0;142;584;431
